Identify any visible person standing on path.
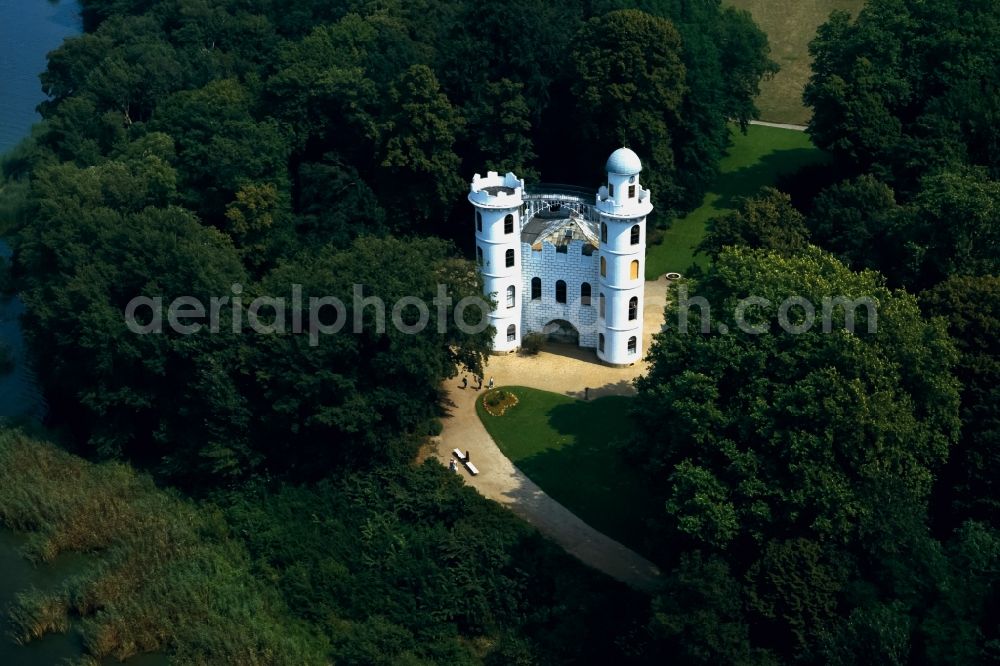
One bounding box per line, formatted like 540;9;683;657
461;376;468;389
449;459;458;473
475;375;482;390
487;376;494;390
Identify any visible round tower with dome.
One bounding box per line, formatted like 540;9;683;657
468;170;525;353
468;149;650;364
595;147;652;365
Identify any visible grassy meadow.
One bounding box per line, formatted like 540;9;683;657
646;124;827;278
725;0;866;124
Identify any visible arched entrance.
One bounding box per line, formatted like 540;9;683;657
542;319;579;345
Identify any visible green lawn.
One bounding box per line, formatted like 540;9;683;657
476;386;660;559
725;0;866;125
646;124;827;279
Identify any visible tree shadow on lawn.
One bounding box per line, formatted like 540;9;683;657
711;147;827;212
562;378;636;400
513;396;662;562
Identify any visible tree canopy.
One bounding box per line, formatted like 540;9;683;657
630;246;999;663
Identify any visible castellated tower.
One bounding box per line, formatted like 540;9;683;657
469;171;525;353
595;148;652;365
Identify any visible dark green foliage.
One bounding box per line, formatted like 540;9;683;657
807;174;898;272
632;246;968;662
806;168;1000;289
16;156;251;475
379;65;466;230
922;276;1000;529
247;236;492;477
221;461;650;665
892;168;1000;288
569;10;687;209
649;553;772;665
462;79;538;181
699;187;809;261
27;0;777;250
805;0;1000;189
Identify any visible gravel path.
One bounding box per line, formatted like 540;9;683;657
427;277;670;591
749;119;808;132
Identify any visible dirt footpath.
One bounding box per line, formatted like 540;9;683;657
426;277;671;591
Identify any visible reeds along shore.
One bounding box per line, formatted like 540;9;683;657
0;428;325;664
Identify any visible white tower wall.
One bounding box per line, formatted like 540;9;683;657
596;148;652;365
470;171;525;353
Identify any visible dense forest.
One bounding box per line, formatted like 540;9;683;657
0;0;775;662
0;0;997;663
4;0;774;482
642;1;999;662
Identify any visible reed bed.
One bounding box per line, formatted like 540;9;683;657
0;428;328;664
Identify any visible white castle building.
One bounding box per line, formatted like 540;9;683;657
469;148;652;366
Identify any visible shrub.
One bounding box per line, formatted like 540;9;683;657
521;333;545;355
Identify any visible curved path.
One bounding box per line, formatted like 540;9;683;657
749;119;808;132
425;278;670;592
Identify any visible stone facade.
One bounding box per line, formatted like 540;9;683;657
521;240;601;349
469;149;652;365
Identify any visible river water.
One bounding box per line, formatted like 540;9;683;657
0;2;168;663
0;0;82;155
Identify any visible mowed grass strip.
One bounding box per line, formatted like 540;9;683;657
646;124;827;278
476;386;659;560
725;0;865;125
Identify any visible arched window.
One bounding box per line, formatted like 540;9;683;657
628;296;638;320
505;248;515;267
598;333;605;352
599;293;605;319
601;223;607;243
555;280;567;304
630;260;639;280
476;211;482;232
531;277;541;300
476;246;483;265
581;282;591;306
630;224;640;245
507;324;516;342
627;336;637;354
506;285;515;308
600;256;607;277
504;213;514;234
608;182;615;197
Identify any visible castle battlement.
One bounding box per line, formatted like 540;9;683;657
470;149;651;365
468;171;525;208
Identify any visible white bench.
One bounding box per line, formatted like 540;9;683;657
464;461;479;476
452;448;466;461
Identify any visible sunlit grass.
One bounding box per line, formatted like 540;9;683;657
646;124;827;278
724;0;866;125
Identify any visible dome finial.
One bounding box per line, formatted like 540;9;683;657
605;147;642;176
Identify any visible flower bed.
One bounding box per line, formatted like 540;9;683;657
482;389;519;416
